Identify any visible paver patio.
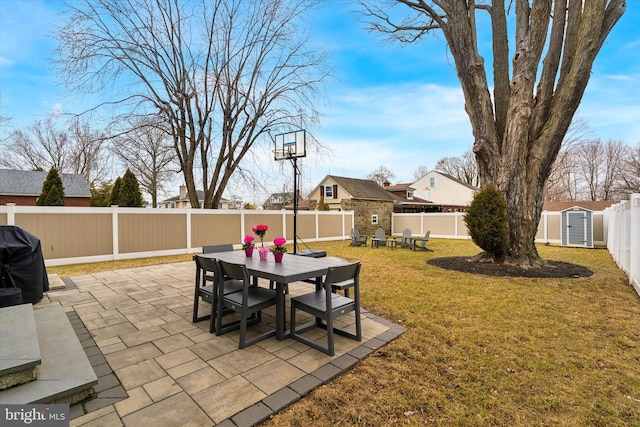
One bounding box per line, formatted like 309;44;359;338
35;261;403;426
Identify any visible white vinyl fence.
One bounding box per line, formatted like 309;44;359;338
605;194;640;296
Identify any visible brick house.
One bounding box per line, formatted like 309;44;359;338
0;169;91;207
308;175;395;236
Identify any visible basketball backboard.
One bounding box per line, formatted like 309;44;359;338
273;130;306;160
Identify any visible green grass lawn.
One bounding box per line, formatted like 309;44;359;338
49;239;640;426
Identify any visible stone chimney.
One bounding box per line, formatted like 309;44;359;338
383;180;390;187
179;185;187;199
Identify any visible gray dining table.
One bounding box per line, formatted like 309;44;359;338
201;250;346;340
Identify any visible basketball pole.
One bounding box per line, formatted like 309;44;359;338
292;154;298;254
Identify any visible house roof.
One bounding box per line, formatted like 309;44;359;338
263;192;298;208
431;171;479;191
161;190;206;203
384;182;432;205
321;175;395;201
0;169;91;197
543;200;618;212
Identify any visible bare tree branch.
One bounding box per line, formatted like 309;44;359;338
55;0;329;208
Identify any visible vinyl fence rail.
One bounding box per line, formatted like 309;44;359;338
0;204;354;267
605;194;640;296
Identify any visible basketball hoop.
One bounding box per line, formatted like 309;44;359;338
272;129;307;254
273;130;306;161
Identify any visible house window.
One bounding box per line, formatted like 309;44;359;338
407;190;413;199
429;177;435;188
371;214;378;225
324;185;334;199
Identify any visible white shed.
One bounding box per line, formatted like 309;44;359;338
561;206;594;248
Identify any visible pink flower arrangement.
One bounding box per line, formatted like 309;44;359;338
252;224;269;246
242;234;255;249
269;237;288;254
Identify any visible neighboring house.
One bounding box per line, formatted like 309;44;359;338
308;175;395;235
263;191;299;210
158;186;230;209
411;170;478;212
382;181;436;213
0;169;91;207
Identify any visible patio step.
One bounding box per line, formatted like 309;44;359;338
0;305;98;405
0;304;41;390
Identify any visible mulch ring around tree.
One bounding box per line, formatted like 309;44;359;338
428;257;594;278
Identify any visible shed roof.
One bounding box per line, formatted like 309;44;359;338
543;200;617;212
0;169;91;197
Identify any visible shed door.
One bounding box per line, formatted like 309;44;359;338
566;211;587;247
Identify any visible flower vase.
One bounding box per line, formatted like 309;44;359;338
273;252;284;263
244;245;254;257
258;246;269;260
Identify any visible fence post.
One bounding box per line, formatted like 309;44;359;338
630;194;640;290
6;203;16;225
186;209;192;253
240;210;246;243
111;205;119;260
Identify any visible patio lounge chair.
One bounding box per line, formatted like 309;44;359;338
350;228;368;247
371;227;388;248
411;231;432;251
399;228;413;248
290;262;362;356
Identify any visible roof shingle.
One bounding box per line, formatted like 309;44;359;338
0;169;91;197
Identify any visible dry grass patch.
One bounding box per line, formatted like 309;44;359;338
260;239;640;426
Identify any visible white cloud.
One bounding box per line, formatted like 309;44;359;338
310;82;473;183
0;56;13;67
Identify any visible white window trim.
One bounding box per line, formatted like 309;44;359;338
324;185;334;199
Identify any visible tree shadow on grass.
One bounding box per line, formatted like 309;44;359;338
427;257;594;278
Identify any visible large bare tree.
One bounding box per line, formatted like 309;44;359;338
546;138;628;202
362;0;626;266
620;142;640;197
56;0;328;209
366;165;396;186
435;149;479;187
112;117;176;207
0;114;111;186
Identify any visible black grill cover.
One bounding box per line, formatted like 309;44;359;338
0;225;49;305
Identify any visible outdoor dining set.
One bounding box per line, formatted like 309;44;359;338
191;245;361;356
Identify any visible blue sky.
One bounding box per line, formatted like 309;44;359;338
1;1;639;202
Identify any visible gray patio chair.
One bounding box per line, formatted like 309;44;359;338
411;230;432;251
201;244;234;283
192;255;243;333
350;228;368;247
215;259;277;348
371;227;388;248
290;262;362;356
399;228;413;248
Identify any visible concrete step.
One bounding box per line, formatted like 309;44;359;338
0;305;98;405
0;304;41;390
